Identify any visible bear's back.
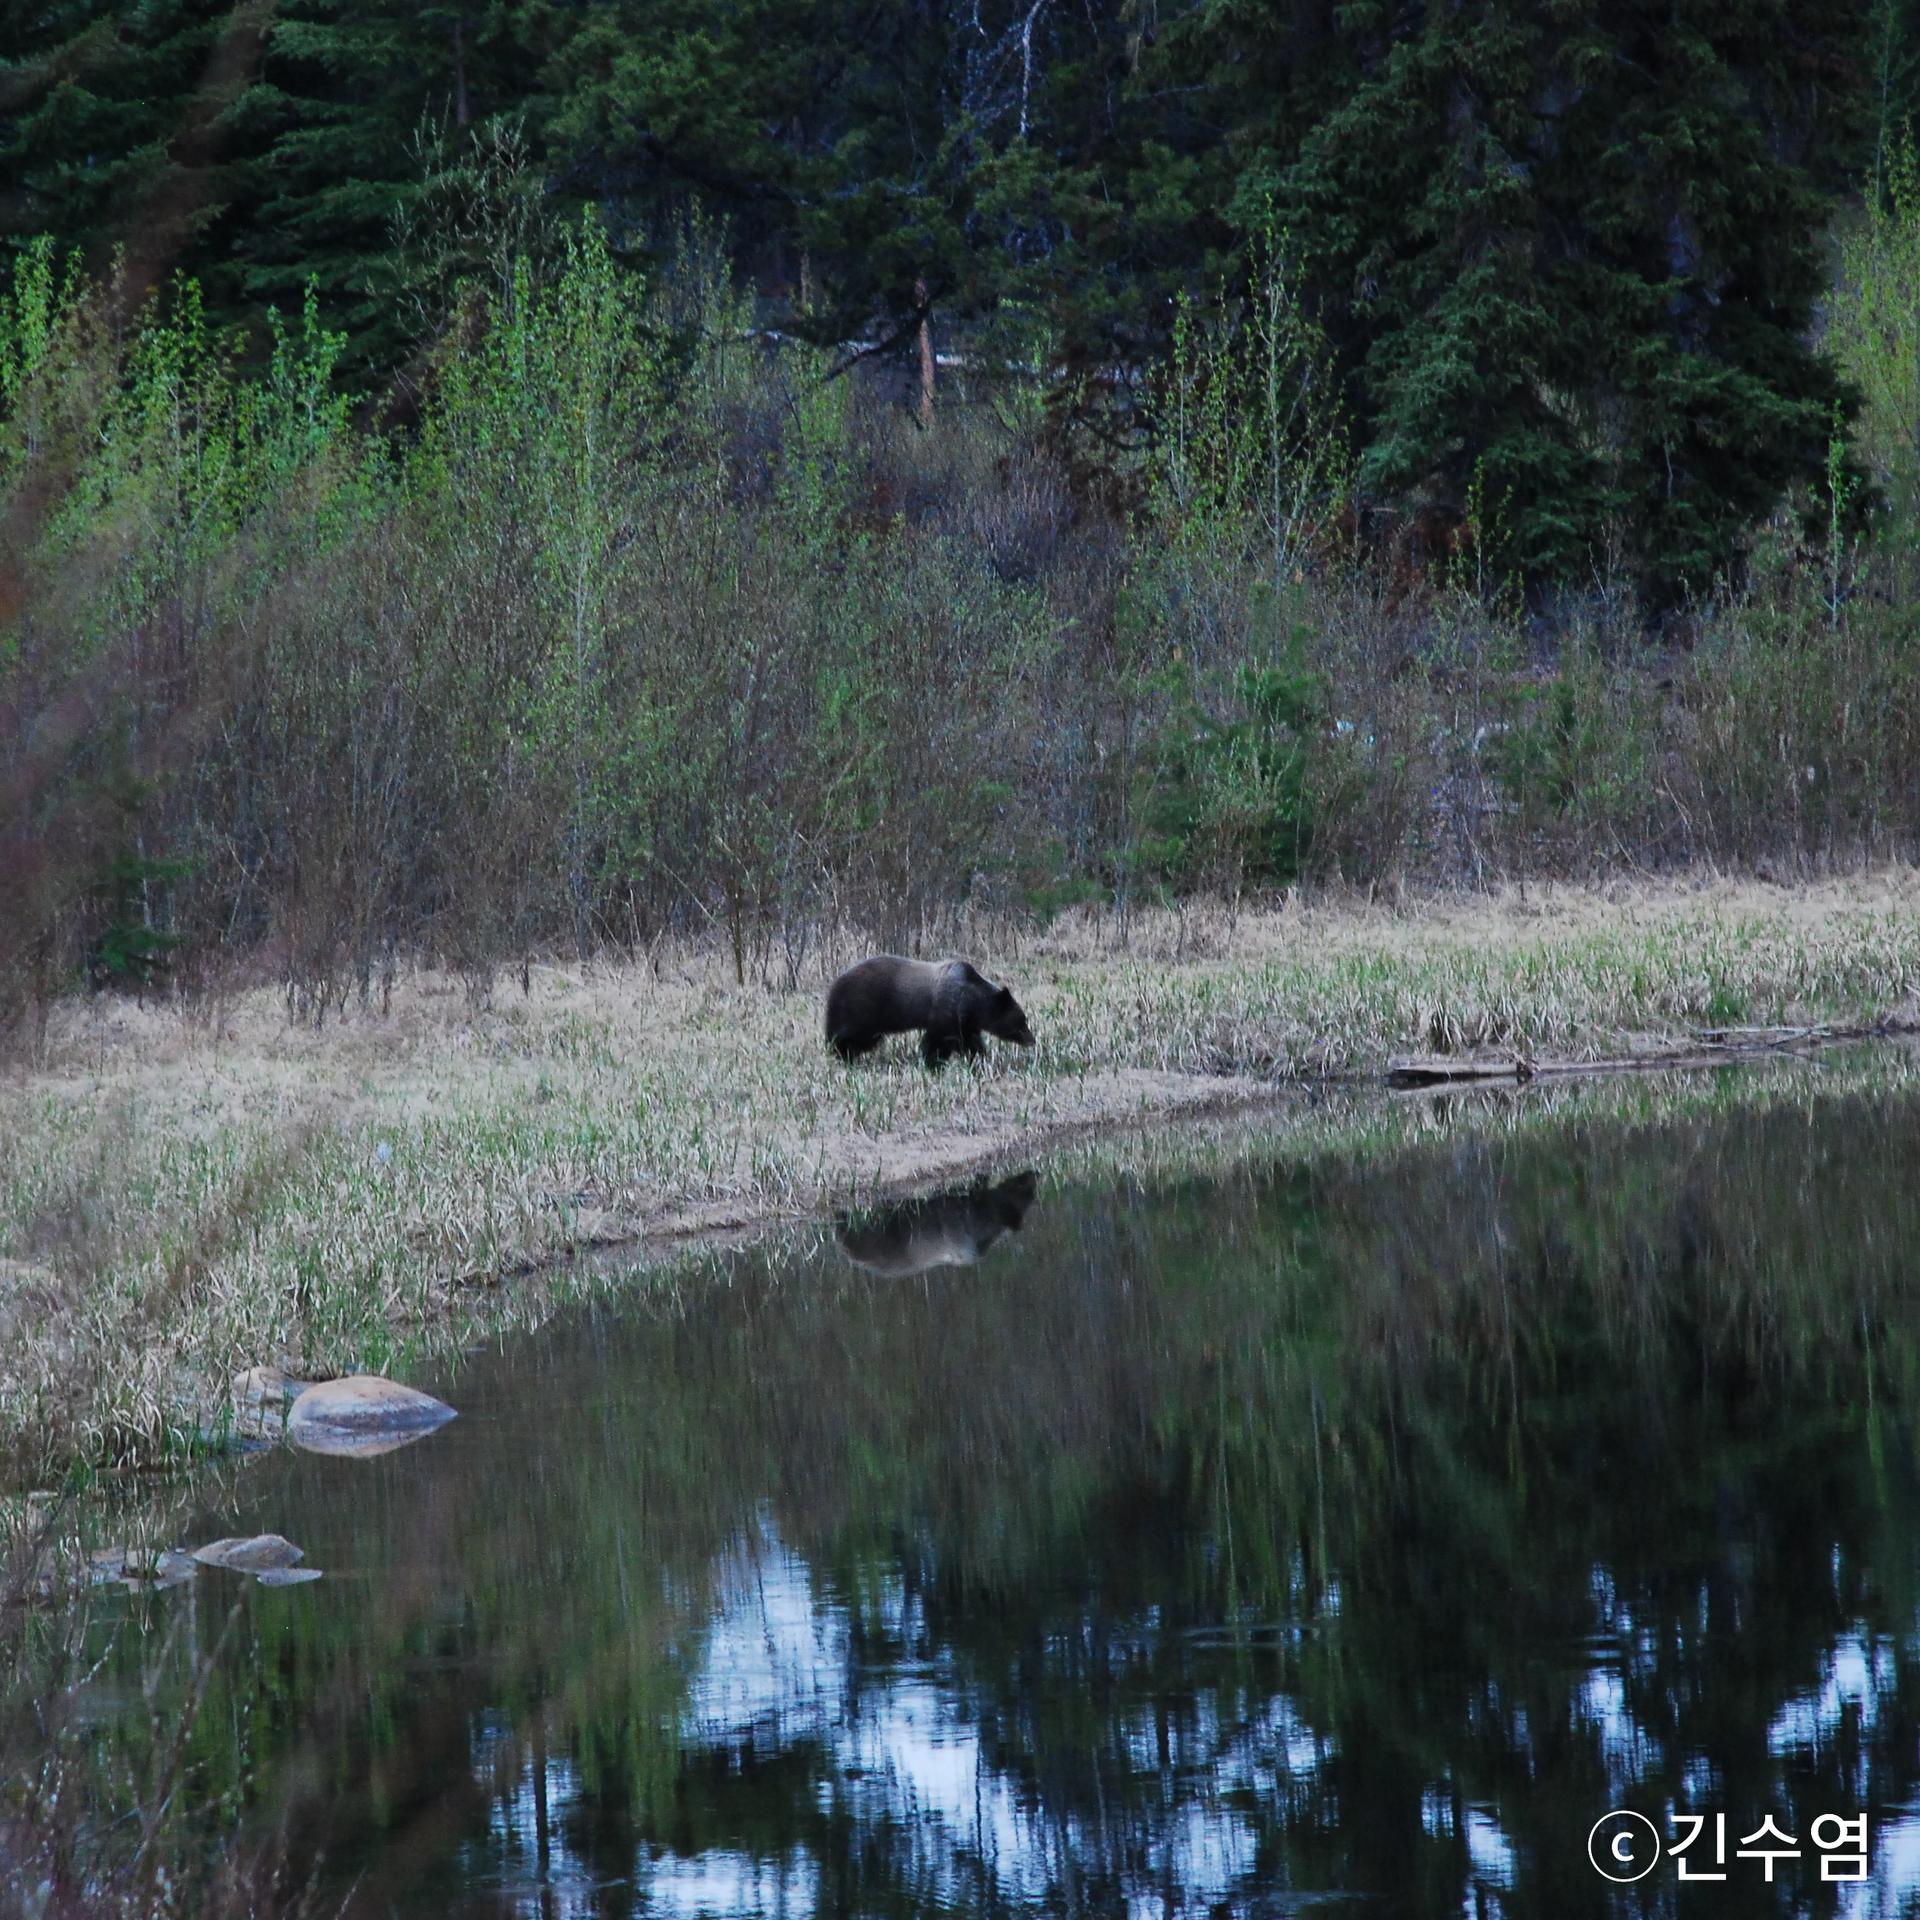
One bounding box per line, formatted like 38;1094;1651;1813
825;954;948;1046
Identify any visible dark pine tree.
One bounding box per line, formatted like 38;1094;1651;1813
1263;0;1870;595
1866;0;1920;178
0;0;260;298
232;0;539;374
535;0;1201;409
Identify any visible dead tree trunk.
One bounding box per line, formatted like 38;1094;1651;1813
915;276;935;428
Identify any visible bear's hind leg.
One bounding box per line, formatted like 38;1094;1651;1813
831;1029;882;1061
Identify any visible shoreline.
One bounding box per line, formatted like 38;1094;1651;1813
5;870;1920;1481
577;1012;1920;1262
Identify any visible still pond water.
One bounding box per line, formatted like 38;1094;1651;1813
67;1067;1920;1917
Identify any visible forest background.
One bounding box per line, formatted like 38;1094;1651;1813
8;0;1920;1013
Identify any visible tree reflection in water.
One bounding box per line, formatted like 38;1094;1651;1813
56;1069;1920;1917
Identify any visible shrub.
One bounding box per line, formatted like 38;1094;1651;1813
1142;640;1328;892
6;207;1920;1030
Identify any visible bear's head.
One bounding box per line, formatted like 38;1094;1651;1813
986;986;1035;1048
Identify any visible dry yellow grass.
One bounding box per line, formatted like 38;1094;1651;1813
3;869;1919;1480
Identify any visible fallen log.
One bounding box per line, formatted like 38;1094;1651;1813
1384;1018;1918;1090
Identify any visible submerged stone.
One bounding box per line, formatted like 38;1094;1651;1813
90;1547;198;1589
255;1566;322;1588
287;1375;457;1458
190;1533;304;1573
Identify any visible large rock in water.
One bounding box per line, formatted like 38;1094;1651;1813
287;1375;457;1457
190;1534;304;1572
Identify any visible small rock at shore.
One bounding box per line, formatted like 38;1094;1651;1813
226;1364;310;1442
254;1566;322;1588
190;1533;305;1573
287;1375;457;1458
232;1365;305;1410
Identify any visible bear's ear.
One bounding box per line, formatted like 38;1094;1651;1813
994;987;1014;1010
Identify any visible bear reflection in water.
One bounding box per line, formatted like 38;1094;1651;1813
834;1171;1039;1278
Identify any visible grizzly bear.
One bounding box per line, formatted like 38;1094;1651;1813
824;955;1035;1068
835;1172;1040;1277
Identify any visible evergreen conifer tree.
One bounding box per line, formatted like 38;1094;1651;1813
233;0;536;372
0;0;251;286
1267;0;1868;591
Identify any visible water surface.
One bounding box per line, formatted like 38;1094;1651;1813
60;1065;1920;1917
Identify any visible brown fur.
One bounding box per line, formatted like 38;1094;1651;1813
824;954;1035;1069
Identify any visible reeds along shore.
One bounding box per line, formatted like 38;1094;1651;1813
2;877;1919;1482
